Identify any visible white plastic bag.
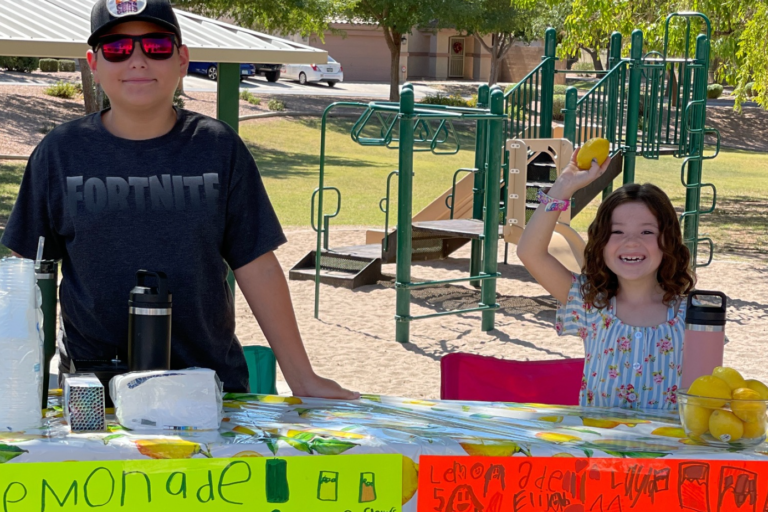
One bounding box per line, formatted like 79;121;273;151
110;368;223;430
0;257;44;432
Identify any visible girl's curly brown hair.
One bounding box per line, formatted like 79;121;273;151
581;183;695;309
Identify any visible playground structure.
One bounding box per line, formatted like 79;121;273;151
289;12;719;343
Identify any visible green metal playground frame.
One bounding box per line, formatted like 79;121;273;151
312;85;507;343
310;12;719;343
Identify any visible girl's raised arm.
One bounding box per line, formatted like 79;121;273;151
516;149;610;304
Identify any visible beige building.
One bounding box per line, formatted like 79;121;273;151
290;21;565;84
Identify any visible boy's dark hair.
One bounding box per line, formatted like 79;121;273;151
581;183;695;308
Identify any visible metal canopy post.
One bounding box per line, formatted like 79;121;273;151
217;62;241;296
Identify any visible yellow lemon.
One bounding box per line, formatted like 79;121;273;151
731;387;767;422
651;426;687;438
535;432;581;443
233;451;263;457
258;395;303;405
134;439;210;459
746;379;768;400
402;456;419;505
712;366;748;391
688;375;732;408
232;425;257;435
582;418;620;429
742;417;767;440
709;410;744;443
576;137;610;169
459;439;529;457
682;405;713;436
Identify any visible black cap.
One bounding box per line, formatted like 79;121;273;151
88;0;182;48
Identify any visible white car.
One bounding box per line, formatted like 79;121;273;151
281;56;343;87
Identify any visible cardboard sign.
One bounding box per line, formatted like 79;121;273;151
418;456;768;512
0;454;401;511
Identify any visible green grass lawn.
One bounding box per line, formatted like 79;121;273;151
239;116;480;227
0;163;24;257
2;118;766;261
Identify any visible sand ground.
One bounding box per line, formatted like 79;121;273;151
234;227;768;399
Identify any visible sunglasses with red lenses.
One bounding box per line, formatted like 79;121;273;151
97;33;178;63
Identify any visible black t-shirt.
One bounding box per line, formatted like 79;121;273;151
1;108;287;392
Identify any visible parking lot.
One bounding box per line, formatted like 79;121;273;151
184;73;448;100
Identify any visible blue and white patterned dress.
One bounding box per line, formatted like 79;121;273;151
556;273;686;409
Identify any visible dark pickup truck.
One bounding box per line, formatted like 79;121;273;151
253;63;281;82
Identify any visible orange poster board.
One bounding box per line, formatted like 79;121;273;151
418;456;768;512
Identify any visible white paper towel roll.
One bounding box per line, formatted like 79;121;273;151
110;368;223;430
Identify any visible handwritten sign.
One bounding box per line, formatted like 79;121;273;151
418;456;768;512
0;454;401;511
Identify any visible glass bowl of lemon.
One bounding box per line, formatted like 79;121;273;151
678;367;768;448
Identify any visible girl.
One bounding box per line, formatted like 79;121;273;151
517;150;695;409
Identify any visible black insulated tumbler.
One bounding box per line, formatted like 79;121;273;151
127;270;172;371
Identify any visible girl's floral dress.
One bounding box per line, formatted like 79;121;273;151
556;273;686;409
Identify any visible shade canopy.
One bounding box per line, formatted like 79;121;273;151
0;0;327;64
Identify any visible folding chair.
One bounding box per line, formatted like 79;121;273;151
440;353;584;405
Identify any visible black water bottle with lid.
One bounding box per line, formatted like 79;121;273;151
127;270;172;371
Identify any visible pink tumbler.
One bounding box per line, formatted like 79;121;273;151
680;290;727;389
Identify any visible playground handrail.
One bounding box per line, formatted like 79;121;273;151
314;101;370;318
379;170;399;252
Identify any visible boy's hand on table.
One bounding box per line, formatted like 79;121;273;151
291;373;360;400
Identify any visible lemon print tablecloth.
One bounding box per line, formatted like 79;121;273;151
3;393;768;510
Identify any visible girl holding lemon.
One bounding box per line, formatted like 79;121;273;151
517;141;696;409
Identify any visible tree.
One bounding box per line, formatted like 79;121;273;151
175;0;352;39
342;0;444;100
441;0;540;85
559;0;767;110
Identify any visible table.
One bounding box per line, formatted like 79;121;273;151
5;393;768;511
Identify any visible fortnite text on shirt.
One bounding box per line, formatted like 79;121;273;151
66;174;220;213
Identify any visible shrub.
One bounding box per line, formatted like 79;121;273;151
504;82;534;99
553;84;568;95
419;92;472;107
552;94;567;121
0;57;39;73
59;60;76;72
267;99;285;111
39;59;59;72
706;84;723;99
239;90;261;106
44;81;78;99
573;61;593;77
39;122;56;134
173;89;185;109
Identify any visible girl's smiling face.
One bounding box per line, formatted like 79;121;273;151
603;201;663;284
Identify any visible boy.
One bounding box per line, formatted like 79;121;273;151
2;0;357;399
